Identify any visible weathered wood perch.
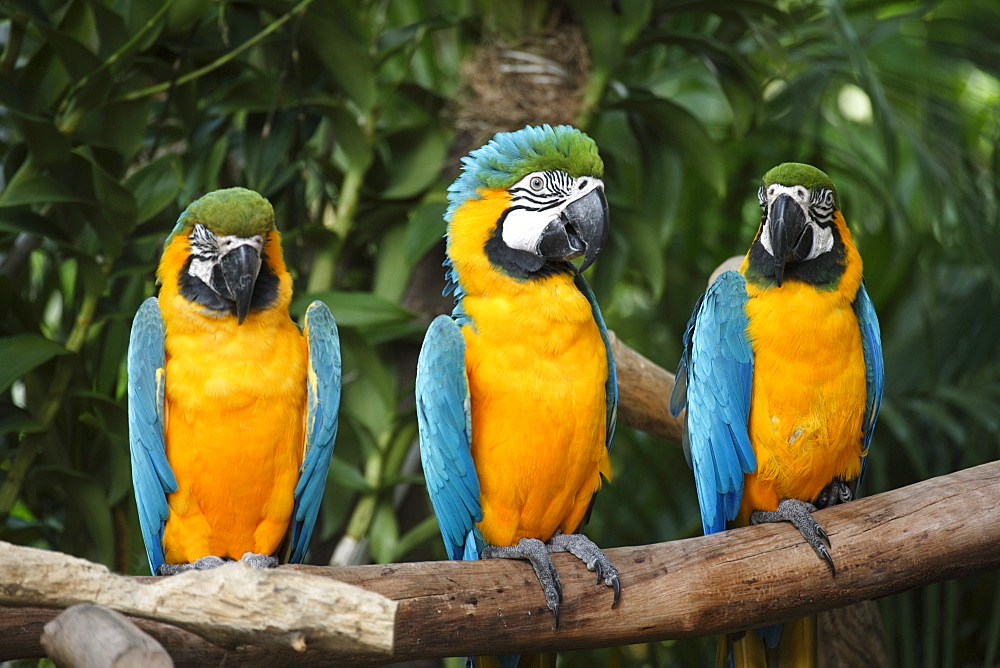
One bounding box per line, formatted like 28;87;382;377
3;460;997;665
0;544;396;657
41;604;174;668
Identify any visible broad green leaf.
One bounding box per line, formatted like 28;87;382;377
0;173;91;208
367;500;399;564
0;334;69;394
45;467;115;567
34;22;101;81
75;97;151;160
329;108;374;173
327;455;371;493
300;10;376;111
380;128;449;200
0;403;44;435
392;515;441;562
372;225;410;302
296;291;414;329
405;201;447;264
124;154;183;224
0;209;71;242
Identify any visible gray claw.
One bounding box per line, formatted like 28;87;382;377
482;538;563;628
547;532;621;606
156;555;227;576
240;552;279;569
751;498;836;574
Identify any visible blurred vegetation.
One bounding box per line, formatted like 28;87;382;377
0;0;997;665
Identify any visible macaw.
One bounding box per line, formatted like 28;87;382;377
670;163;884;666
415;125;620;664
128;187;341;575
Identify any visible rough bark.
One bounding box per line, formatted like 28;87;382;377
2;461;996;665
0;542;396;657
40;604;174;668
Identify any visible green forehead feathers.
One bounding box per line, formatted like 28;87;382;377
446;124;604;221
168;187;275;243
763;162;840;209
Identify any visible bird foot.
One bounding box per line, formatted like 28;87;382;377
751;498;835;573
156;555;227;575
547;532;621;606
155;552;278;576
481;538;563;628
816;478;854;509
240;552;279;568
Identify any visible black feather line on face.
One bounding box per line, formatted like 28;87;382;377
746;215;847;289
179;251;280;316
484;208;575;280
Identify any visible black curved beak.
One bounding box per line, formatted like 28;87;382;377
768;194;811;286
537;187;610;273
218;243;262;324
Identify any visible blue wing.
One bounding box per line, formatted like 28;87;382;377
416;315;484;562
127;297;177;574
853;280;884;486
575;273;618;451
669;271;756;535
288;301;342;564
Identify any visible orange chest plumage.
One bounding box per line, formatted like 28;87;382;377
155;233;307;563
738;278;867;520
446;190;613;547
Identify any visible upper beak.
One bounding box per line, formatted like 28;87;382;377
536;187;610;273
767;194;811;286
218;243;262;324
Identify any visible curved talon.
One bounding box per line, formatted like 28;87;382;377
751;498;836;573
546;532;620;606
481;538;563;628
240;552;279;569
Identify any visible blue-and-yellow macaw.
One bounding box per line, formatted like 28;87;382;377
128;187;341;575
415;125;619;664
670;163;884;666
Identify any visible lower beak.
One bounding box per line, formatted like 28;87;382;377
536;187;610;273
768;194;810;286
218;244;262;324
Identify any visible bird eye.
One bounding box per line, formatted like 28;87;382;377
529;176;545;191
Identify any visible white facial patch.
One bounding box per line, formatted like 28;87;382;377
187;224;266;288
759;185;834;260
500;171;604;254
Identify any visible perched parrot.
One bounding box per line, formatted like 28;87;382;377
670;163;884;666
128;187;341;575
415;125;620;664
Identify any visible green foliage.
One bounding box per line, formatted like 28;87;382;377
0;0;997;665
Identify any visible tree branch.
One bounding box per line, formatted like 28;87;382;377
0;543;396;658
2;461;997;665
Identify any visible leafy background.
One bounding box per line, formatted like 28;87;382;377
0;0;997;665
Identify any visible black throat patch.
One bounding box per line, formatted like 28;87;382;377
483;208;575;280
745;217;847;290
178;251;280;316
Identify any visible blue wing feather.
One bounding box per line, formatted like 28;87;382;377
853;280;884;486
416;315;483;561
574;273;618;451
127;297;176;574
670;271;756;535
288;301;342;564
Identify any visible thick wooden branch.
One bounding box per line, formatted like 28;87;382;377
3;461;997;665
609;331;682;443
0;543;396;657
609;254;744;444
41;604;174;668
